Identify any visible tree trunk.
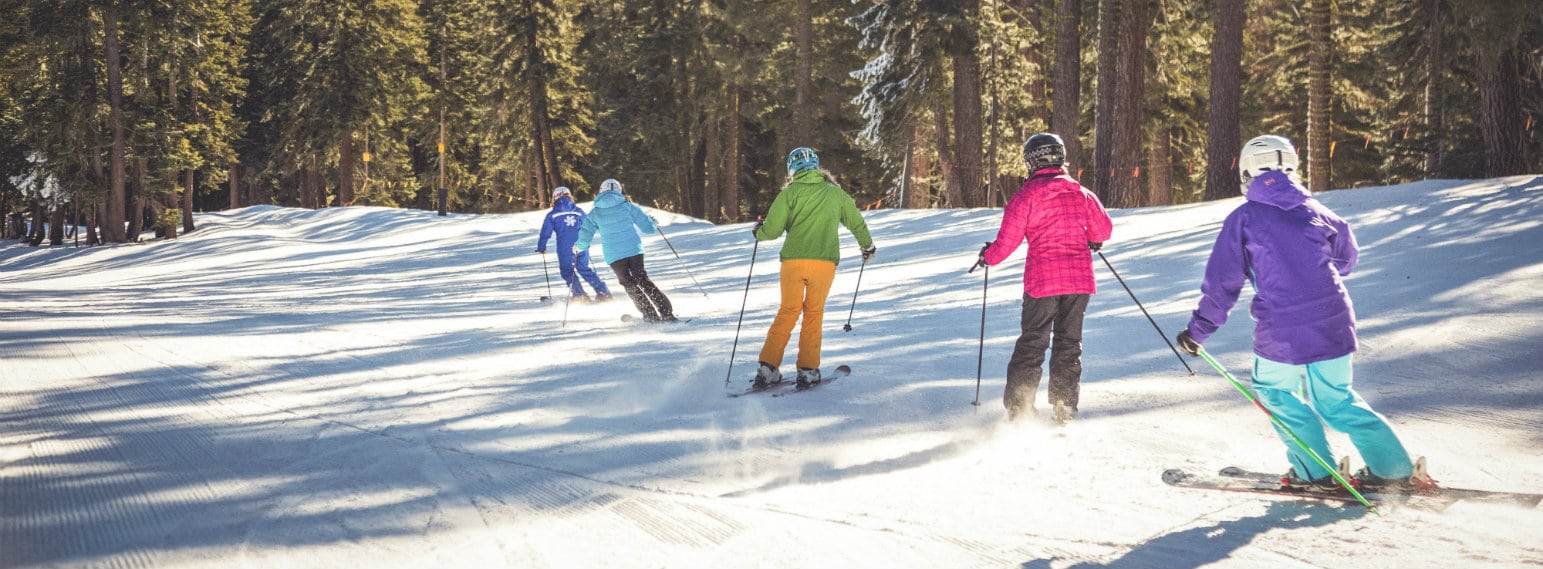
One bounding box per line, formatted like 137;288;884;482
1020;0;1047;126
1052;0;1083;169
48;204;65;245
338;130;355;205
704;109;722;222
102;2;128;242
1204;0;1243;201
525;2;559;192
1422;0;1444;177
908;123;933;208
934;99;955;207
794;0;812;142
1147;128;1172;206
230;165;240;209
1108;0;1150;208
1476;45;1525;177
951;0;985;208
1092;0;1121;202
182;168;195;234
1306;0;1331;191
723;84;742;221
127;158;145;240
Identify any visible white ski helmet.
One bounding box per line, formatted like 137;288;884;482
1238;135;1299;193
599;179;622;194
552;186;572;199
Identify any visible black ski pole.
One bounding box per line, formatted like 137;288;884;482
725;238;759;386
653;222;710;298
1097;250;1195;375
561;254;579;327
968;253;989;407
841;257;868;332
539;251;553;303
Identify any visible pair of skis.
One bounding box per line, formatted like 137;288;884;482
1163;466;1543;510
727;365;852;398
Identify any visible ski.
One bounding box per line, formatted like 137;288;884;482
1217;466;1543;508
1161;468;1373;506
772;365;851;397
726;365;852;398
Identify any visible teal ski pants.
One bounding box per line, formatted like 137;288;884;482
1251;354;1414;481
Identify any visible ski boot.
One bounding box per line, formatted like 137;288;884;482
1280;466;1341;493
1355;456;1436;494
1051;400;1076;426
1006;404;1038;422
752;362;780;390
796;368;821;389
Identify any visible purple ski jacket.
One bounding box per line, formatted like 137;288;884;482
1184;171;1359;365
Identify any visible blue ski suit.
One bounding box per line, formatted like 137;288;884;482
537;197;611;298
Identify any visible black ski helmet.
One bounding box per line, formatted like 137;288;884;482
1023;133;1066;170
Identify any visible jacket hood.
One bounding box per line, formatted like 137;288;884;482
790;168;826;185
593;189;626;208
1028;167;1079;196
1245;170;1310;210
551;196;580;212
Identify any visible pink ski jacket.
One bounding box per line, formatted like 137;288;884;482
982;168;1113;298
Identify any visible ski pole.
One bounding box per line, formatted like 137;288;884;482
968;254;989;407
725;238;759;386
539;251;553;302
561;254;579;327
1097;250;1195;375
653;222;710;298
1195;346;1380;515
841;257;868;332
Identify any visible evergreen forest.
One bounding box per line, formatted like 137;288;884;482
2;0;1540;245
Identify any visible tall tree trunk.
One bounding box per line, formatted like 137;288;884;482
1052;0;1083;169
1020;0;1047;126
934;99;955;207
908;123;933;208
230;165;240;209
102;2;128;242
49;204;65;245
339;131;355;205
1108;0;1150;208
1092;0;1122;202
1147;128;1171;205
1476;45;1525;177
1422;0;1444;177
127;158;145;239
1306;0;1331;191
794;0;812;142
704;109;722;222
723;84;742;221
1204;0;1243;201
951;0;985;208
181;169;194;235
525;1;559;192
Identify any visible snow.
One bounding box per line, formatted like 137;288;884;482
3;176;1542;568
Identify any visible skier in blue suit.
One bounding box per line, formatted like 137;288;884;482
537;187;612;302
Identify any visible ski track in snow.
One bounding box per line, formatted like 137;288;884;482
3;177;1542;568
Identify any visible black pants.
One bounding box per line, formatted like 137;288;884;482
1005;293;1089;415
609;254;674;321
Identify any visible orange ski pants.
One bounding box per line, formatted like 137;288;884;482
758;259;836;370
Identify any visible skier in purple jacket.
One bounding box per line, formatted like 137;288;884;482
1175;135;1427;493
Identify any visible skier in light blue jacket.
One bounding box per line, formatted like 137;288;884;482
537;187;611;302
574;179;677;322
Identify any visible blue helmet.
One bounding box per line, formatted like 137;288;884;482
786;147;819;177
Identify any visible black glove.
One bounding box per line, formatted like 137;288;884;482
1089;241;1103;252
861;246;877;261
751;220;764;237
970;243;990;273
1176;329;1201;356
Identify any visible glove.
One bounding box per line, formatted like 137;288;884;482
1176;329;1201;357
751;220;764;237
1089;241;1103;252
969;243;990;273
861;246;877;262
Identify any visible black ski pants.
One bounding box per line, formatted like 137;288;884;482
1004;293;1089;415
609;254;674;321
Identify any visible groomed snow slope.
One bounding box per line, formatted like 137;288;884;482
2;177;1541;568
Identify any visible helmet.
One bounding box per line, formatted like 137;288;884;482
1238;135;1299;192
786;147;820;177
599;179;622;194
552;186;572;200
1022;133;1066;170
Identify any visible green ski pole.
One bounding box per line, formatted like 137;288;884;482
1196;346;1381;516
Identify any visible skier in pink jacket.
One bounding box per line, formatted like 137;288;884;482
975;133;1113;424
